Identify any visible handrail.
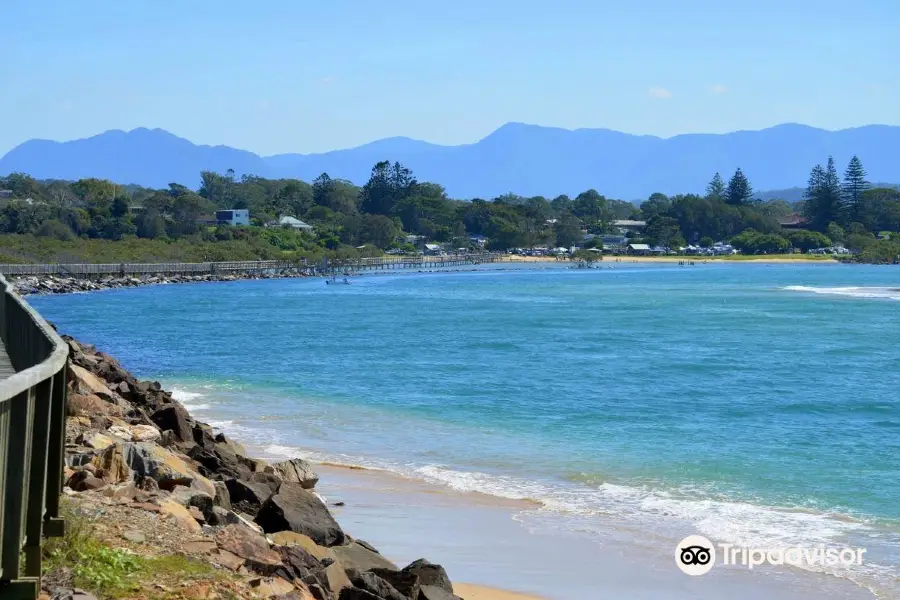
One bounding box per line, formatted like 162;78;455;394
0;273;68;599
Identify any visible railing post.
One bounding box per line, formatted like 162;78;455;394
1;390;33;581
23;377;52;577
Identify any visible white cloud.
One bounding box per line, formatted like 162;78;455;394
648;87;672;99
709;84;728;95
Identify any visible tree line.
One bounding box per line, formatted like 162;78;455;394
1;156;899;262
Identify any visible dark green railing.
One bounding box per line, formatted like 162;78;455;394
0;274;68;599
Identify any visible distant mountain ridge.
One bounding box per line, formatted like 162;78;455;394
2;123;898;200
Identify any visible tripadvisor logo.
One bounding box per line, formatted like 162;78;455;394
675;534;867;576
676;535;716;576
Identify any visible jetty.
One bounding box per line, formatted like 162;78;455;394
0;252;503;279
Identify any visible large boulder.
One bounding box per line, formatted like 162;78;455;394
271;532;333;561
345;569;407;600
214;524;282;572
150;404;193;443
69;365;114;399
255;482;346;547
401;560;452;593
67;393;123;418
418;586;462;600
158;498;202;532
224;478;276;515
187;444;250;481
90;443;133;483
338;588;382;600
332;541;397;572
273;458;320;490
369;569;420;600
121;442;216;497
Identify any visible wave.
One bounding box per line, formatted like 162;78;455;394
257;443;898;587
783;285;900;300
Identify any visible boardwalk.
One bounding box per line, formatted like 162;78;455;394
0;345;14;379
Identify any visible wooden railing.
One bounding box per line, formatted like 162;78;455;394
0;274;68;598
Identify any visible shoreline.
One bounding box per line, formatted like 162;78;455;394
502;254;839;264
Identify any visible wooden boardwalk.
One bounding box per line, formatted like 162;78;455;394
0;344;14;379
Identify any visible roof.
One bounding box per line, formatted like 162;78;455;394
277;216;313;228
424;243;441;250
614;220;646;227
628;243;651;250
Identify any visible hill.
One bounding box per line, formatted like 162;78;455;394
2;123;898;199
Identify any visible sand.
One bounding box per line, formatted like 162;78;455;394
454;583;544;599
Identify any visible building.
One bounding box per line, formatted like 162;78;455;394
614;220;646;231
0;190;12;199
627;243;651;255
424;243;442;256
599;234;627;248
779;215;809;230
129;206;146;215
268;216;313;232
215;209;250;226
469;235;488;248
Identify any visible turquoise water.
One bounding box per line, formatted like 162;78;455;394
30;263;900;596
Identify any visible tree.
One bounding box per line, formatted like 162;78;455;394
640;193;671;220
841;155;871;224
699;236;714;248
706;173;726;202
826;222;845;245
553;212;582;247
359;161;416;215
725;168;753;205
361;214;399;249
803;158;843;231
788;230;831;252
644;215;684;248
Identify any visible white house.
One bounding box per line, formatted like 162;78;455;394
216;209;250;226
269;216;313;232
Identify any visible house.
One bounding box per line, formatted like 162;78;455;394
424;243;442;256
614;220;646;232
0;190;12;198
268;216;313;232
469;235;487;248
600;234;627;248
627;243;651;255
215;209;250;226
129;206;146;215
779;214;809;230
403;234;426;247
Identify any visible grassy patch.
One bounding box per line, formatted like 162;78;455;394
43;501;223;599
713;253;836;261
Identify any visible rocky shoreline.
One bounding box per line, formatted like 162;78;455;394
55;333;467;600
12;271;318;296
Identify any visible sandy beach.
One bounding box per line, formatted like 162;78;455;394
453;583;544;599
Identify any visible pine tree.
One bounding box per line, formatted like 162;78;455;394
841;155;871;224
725;168;753;205
706;172;726;202
803;157;843;231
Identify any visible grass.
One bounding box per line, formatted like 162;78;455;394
42;500;226;600
713;253;837;261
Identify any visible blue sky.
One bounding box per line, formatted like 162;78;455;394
1;0;897;156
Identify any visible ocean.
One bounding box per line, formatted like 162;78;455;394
30;262;900;598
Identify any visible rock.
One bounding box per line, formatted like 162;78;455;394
254;482;346;547
67;393;121;418
182;583;213;599
214;481;232;510
338;589;382;600
100;482;138;502
418;586;462;600
81;432;117;450
209;548;244;571
150;404;193;443
107;424;161;443
188;505;205;523
225;478;275;515
270;531;334;561
188;445;248;480
273;458;320;490
214;524;282;571
122;442;216;497
182;540;218;554
249;577;296;597
188;492;215;522
69;365;115;399
402;560;452;593
224;510;266;535
72;474;106;492
238;454;276;474
345;569;407;600
121;530;145;543
128;502;161;513
332;541;397;572
369;569;420;600
322;562;352;596
215;432;247;456
355;539;379;554
158;499;202;532
210;506;231;526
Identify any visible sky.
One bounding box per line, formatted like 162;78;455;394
1;0;898;156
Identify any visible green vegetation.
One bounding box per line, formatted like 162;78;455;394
43;501;223;599
1;154;898;264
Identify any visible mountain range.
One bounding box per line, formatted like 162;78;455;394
1;123;898;200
